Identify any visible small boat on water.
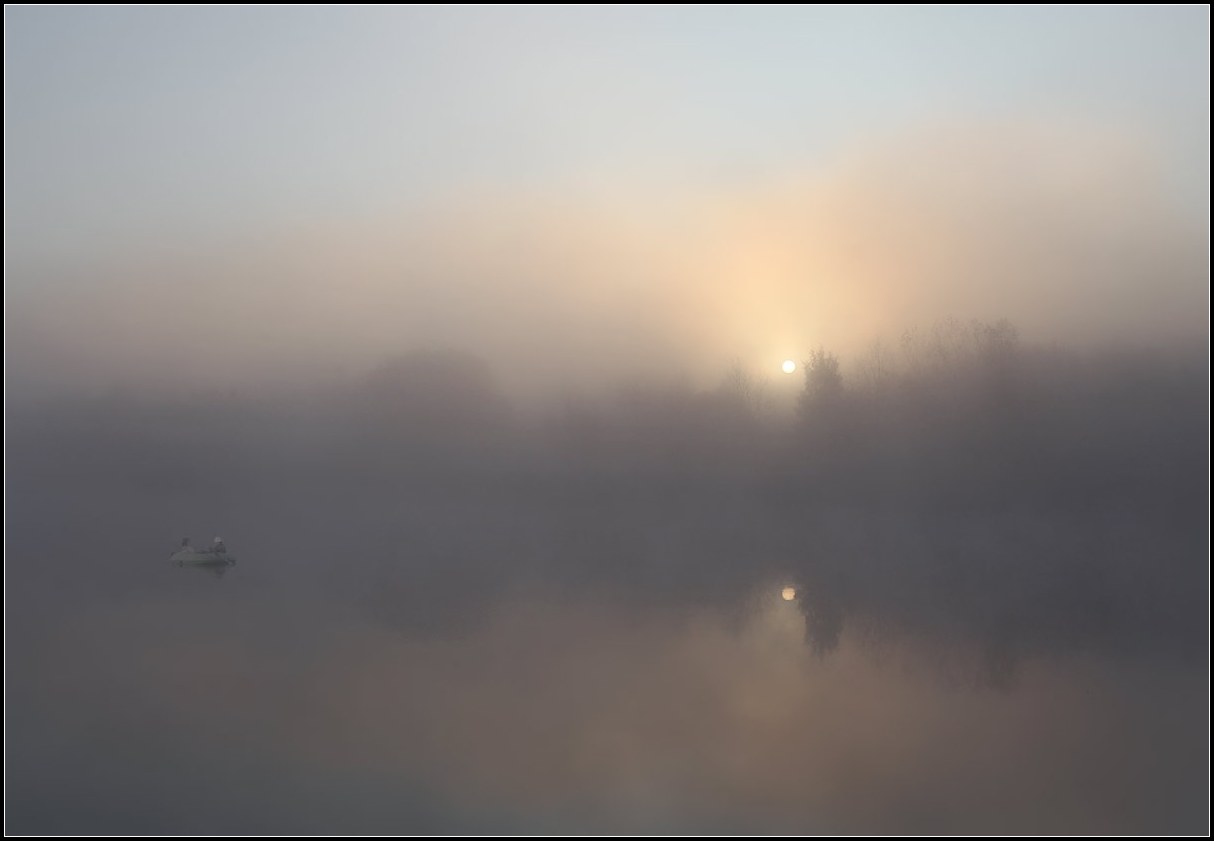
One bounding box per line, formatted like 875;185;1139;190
171;537;236;567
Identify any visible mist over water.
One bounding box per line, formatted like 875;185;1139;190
5;6;1209;835
5;332;1208;833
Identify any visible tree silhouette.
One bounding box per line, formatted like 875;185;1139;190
797;346;844;423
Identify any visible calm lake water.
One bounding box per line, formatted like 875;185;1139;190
6;493;1207;834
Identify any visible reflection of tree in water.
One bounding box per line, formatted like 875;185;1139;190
798;589;844;656
794;584;1022;689
790;546;1027;687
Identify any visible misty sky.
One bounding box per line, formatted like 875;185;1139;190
5;6;1209;396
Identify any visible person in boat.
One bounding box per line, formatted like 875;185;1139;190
212;537;227;554
180;537;193;551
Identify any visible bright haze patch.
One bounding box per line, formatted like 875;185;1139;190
3;7;1209;399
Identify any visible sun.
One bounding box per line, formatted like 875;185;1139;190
781;359;797;374
781;586;797;601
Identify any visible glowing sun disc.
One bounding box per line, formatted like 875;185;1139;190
781;360;797;374
782;586;797;601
